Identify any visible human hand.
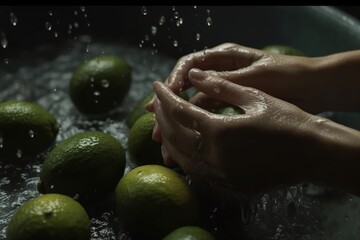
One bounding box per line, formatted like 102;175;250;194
153;69;317;193
147;43;323;114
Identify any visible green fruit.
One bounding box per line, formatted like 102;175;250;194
263;44;305;56
128;112;163;166
69;55;132;116
216;106;244;116
6;194;90;240
115;165;199;239
0;100;59;160
126;91;189;128
163;226;216;240
38;131;126;203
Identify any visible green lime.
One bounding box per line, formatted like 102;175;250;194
216;106;244;116
263;44;305;56
0;100;59;160
6;194;90;240
69;55;132;116
163;226;216;240
126;91;189;128
128;112;163;165
115;165;199;239
38;131;126;203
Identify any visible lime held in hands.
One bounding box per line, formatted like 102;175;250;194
69;55;132;116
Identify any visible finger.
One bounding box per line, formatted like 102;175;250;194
155;100;201;157
166;44;261;95
161;145;177;166
153;81;210;133
152;98;162;142
189;92;226;112
188;68;264;107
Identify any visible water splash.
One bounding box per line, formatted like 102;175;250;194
10;12;18;26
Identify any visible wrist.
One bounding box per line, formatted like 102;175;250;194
304;114;360;195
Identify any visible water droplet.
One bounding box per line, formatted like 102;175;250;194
83;13;88;18
74;10;78;16
194;5;197;9
85;43;90;53
141;6;148;16
80;6;86;12
151;26;157;35
213;86;220;93
101;79;109;88
144;34;149;41
173;40;178;47
171;6;176;11
159;15;166;25
93;91;101;96
176;18;183;26
87;22;91;27
173;11;179;19
50;184;55;189
73;194;80;200
1;32;8;48
45;22;52;31
53;88;57;92
316;118;327;124
139;42;143;48
196;33;200;41
16;149;22;159
69;24;73;30
28;130;35;138
206;17;212;26
4;58;9;64
48;11;53;16
54;32;58;38
10;12;17;26
74;22;79;28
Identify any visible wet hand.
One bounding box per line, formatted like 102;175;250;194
153;69;316;193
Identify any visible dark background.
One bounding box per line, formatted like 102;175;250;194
336;6;360;20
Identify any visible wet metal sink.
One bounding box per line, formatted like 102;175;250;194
0;6;360;240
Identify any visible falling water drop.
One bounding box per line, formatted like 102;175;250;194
10;12;18;26
74;10;78;16
80;6;86;12
151;26;157;36
159;15;166;25
93;91;101;96
173;40;178;47
144;34;149;41
173;11;179;19
176;18;183;26
1;32;8;48
85;43;90;53
54;32;58;38
196;33;200;41
48;11;53;16
16;149;23;159
74;22;79;28
206;17;213;26
28;130;35;138
194;6;197;9
101;79;110;88
141;6;148;16
45;22;52;31
4;58;9;64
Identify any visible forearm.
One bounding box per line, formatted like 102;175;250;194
313;50;360;112
305;115;360;196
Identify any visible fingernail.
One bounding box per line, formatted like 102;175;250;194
188;68;207;81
